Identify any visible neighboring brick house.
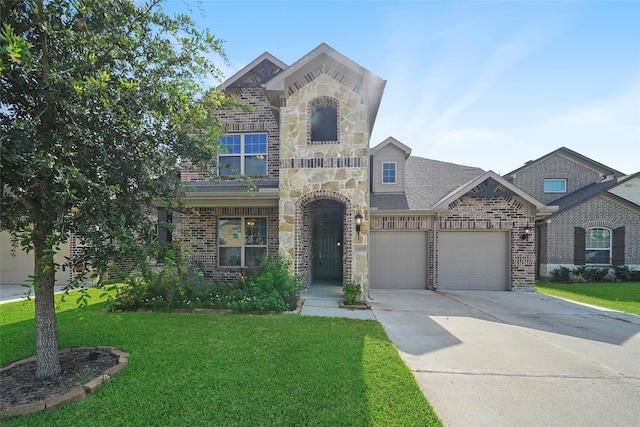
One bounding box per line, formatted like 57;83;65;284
504;147;640;279
176;43;550;293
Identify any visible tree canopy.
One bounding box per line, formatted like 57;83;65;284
1;0;228;378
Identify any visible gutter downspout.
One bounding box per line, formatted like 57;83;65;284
433;213;439;291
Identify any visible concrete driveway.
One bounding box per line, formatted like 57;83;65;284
369;290;640;427
0;284;69;303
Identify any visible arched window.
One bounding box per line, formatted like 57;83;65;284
309;96;338;143
585;227;611;265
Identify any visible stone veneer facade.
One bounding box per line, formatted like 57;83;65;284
278;73;371;287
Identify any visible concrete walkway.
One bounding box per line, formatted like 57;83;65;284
299;283;375;320
369;289;640;427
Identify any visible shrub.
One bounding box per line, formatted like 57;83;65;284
569;273;586;284
342;282;362;305
247;256;304;311
587;267;609;282
551;266;571;283
574;266;609;282
613;265;632;282
109;256;303;313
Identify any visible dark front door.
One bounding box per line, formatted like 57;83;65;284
313;219;343;281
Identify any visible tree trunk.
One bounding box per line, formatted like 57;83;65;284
33;233;61;379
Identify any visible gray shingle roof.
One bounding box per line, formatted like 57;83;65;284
542;172;640;220
185;180;278;193
504;146;625;178
370;193;409;210
549;180;618;210
405;157;485;210
370;156;485;211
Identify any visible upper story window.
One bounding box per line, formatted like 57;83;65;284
585;227;611;265
382;162;396;184
309;96;338;143
219;133;267;176
218;217;267;267
543;178;567;193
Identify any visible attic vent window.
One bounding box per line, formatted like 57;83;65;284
308;96;339;144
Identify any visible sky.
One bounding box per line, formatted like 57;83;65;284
162;0;640;175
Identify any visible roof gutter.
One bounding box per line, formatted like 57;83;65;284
369;208;436;216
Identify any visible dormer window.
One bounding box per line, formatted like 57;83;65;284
219;133;267;176
382;162;396;184
308;96;338;143
544;178;566;193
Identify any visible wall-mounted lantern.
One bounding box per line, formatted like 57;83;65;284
521;225;534;240
355;212;363;238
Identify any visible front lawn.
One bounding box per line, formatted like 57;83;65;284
536;281;640;316
0;290;441;426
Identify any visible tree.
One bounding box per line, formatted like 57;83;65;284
1;0;228;379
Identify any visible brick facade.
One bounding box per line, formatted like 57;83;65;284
509;154;602;204
438;196;535;290
175;206;279;283
180;87;280;182
539;195;640;278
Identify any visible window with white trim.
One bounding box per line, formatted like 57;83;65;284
543;178;567;193
218;217;267;267
585;227;611;265
218;133;267;176
382;162;396;184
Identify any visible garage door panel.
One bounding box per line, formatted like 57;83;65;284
370;231;427;289
438;231;509;290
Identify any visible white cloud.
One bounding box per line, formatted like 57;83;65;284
546;85;640;139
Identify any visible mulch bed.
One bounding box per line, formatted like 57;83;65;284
0;349;119;410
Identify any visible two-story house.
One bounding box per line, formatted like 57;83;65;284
504;147;640;279
177;43;549;294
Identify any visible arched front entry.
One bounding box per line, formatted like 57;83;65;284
295;191;353;285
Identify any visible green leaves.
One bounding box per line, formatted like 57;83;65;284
1;0;228;266
0;22;34;75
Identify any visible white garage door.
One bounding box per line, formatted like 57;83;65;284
370;231;427;289
438;231;509;290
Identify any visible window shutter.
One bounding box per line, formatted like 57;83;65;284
612;227;625;265
574;227;586;265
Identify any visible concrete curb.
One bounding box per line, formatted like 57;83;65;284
0;347;128;419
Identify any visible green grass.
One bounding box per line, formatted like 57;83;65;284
0;290;441;426
536;281;640;316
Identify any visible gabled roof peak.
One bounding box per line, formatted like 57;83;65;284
218;52;287;92
432;170;549;212
264;43;386;134
371;137;412;159
505;146;625;177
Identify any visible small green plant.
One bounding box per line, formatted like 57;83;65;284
613;265;632;282
74;367;93;384
342;282;362;305
551;266;571;283
569;273;586;284
574;266;609;282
